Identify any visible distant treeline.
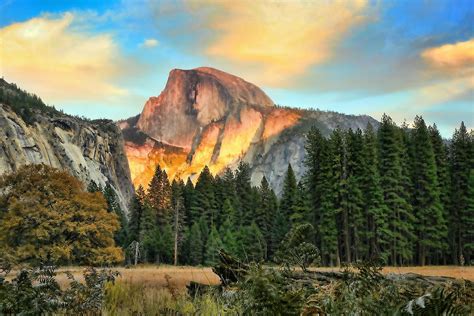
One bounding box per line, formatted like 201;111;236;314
118;114;473;266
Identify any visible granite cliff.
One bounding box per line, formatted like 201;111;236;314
0;79;134;210
121;67;377;194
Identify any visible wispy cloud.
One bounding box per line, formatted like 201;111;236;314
179;0;372;87
141;38;159;48
0;12;129;103
422;38;474;70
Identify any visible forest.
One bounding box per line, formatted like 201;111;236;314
108;114;473;268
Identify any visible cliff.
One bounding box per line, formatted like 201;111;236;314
121;67;377;194
0;80;134;210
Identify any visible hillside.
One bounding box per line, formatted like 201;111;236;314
120;67;377;193
0;79;134;210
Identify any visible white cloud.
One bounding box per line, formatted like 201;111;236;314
141;38;159;48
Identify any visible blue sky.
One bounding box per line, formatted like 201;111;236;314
0;0;472;137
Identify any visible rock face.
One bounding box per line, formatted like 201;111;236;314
0;104;134;211
122;67;378;194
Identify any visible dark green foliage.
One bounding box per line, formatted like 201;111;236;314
104;183;128;248
410;116;447;265
0;263;118;315
378;114;415;265
0;78;59;125
449;122;473;264
255;177;278;258
205;226;224;266
235;162;255;226
132;114;471;267
275;223;320;271
192;166;218;227
187;222;204;265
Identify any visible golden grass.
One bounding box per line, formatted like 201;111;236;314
55;265;221;290
314;266;474;281
9;265;473;289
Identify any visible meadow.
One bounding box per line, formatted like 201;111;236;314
55;265;474;289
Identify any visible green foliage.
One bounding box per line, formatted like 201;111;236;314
275;223;320;271
0;264;118;314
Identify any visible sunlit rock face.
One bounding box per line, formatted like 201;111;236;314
122;67;377;194
0;104;134;211
136;67;274;149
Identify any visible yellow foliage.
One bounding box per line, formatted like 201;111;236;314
0;164;123;265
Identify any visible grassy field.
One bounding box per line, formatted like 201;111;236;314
53;265;474;290
38;265;471;315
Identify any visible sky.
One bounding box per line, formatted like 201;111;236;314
0;0;473;137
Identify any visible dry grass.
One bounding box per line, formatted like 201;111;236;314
314;266;474;281
55;265;221;290
9;265;472;289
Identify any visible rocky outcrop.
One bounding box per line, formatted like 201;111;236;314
122;67;377;194
0;104;134;211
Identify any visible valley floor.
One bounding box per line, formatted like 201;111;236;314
54;265;474;290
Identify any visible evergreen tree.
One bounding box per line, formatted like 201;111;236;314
378;114;414;265
450;122;473;264
256;176;278;258
191;166;218;226
87;180;102;193
411;116;447;265
205;226;223;266
429;124;451;263
328;128;351;263
147;165;172;226
128;190;144;244
187;222;204;265
171;180;186;265
291;181;311;226
346;128;366;261
183;178;195;226
362;123;389;260
280;164;298;229
221;198;239;230
103;183;128;248
235;162;255;226
237;223;265;262
220;217;239;257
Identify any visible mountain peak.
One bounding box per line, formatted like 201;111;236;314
137;66;274;149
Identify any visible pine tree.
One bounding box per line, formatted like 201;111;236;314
87;180;102;193
187;222;204;265
256;176;278;258
346;128;366;261
410;116;447;265
329;128;351;263
171;180;186;265
291;181;311;226
147;165;172;226
128;190;144;244
378;114;414;265
221;198;239;230
429;124;451;263
192;166;218;226
280;164;298;228
220;217;238;257
235;162;255;226
183;178;195;226
205;226;223;266
450;122;473;264
237;223;265;262
362;123;389;260
103;183;128;248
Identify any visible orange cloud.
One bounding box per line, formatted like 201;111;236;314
0;13;128;103
187;0;370;87
422;38;474;70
